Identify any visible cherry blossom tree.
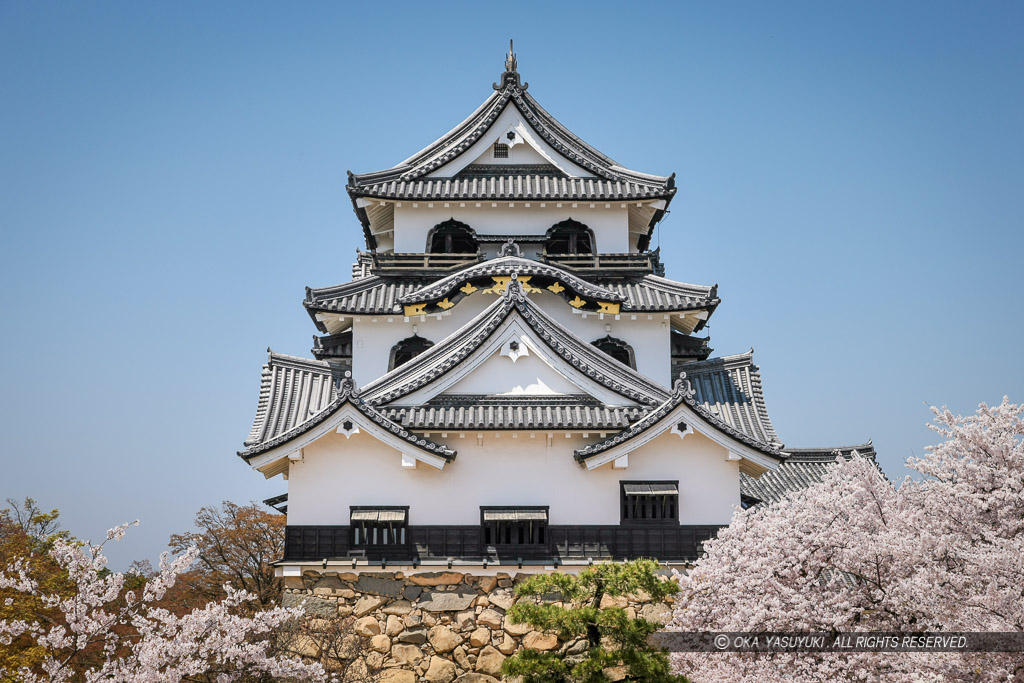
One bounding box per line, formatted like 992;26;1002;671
669;398;1024;682
0;522;327;682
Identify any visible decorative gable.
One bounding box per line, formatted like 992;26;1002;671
399;318;641;407
426;104;591;179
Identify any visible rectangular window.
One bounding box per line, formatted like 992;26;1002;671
481;507;547;545
493;143;509;159
350;507;408;547
620;482;679;524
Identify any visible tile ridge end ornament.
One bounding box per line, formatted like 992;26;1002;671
493;39;528;92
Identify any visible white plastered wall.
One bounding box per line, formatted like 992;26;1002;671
349;291;672;388
393;205;630;253
285;429;739;527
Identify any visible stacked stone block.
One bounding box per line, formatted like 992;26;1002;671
282;570;671;682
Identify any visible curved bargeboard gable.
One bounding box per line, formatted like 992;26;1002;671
424;104;592;179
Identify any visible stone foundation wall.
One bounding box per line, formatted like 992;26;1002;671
281;569;673;682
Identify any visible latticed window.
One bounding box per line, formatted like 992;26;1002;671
350;507;408;546
389;335;434;370
493;143;509;158
481;507;547;545
620;482;678;524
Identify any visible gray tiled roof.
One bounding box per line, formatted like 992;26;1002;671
244;351;336;448
574;370;785;462
305;277;426;320
347;68;675;202
596;276;719;314
311;331;352;360
360;278;672;408
304;270;717;321
240;371;456;462
671;331;712;363
350;174;673;202
740;443;878;505
682;351;780;446
381;402;644;430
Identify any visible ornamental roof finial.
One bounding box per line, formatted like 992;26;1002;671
494;39;528;91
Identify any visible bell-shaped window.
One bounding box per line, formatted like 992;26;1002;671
545;218;595;254
389;335;435;370
427;219;477;254
591;335;636;369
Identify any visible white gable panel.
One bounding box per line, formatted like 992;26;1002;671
442;346;587;396
426;105;591;178
398;315;640;407
464;138;550;166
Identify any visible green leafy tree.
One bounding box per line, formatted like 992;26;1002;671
0;499;73;681
502;559;688;683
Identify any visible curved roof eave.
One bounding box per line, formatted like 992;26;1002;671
574;374;786;469
238;372;456;464
397;255;625;305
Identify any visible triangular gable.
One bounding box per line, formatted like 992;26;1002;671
240;372;456;476
425;102;591;179
574;375;785;476
360;278;670;408
347;58;673;190
401;315;637;407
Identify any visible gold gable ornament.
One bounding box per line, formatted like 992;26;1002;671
403;303;427;316
482;276;512;295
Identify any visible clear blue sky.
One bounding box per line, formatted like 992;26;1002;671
1;1;1021;568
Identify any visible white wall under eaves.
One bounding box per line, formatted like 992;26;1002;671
392;204;630;253
285;429;740;527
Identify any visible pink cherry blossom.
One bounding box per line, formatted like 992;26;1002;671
669;398;1024;682
1;525;327;682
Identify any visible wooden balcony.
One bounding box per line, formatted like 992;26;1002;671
370;252;484;275
283;524;720;564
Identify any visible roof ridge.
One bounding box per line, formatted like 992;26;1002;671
684;349;756;369
786;442;876;455
266;349;333;373
636;274;718;297
306;275;391;300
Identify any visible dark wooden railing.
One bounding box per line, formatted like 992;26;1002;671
540;251;659;275
371;252;483;275
367;251;663;277
283;524;720;564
